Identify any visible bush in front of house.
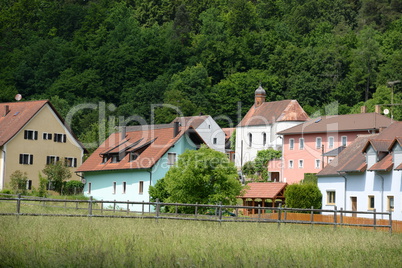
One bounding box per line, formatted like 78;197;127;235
284;183;322;212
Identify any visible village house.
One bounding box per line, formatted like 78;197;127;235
269;112;393;184
0;100;85;191
317;122;402;221
172;115;225;153
76;122;205;212
235;86;309;174
222;127;235;162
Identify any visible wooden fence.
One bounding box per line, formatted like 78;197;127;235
0;194;397;234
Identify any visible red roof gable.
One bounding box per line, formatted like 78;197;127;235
240;182;287;199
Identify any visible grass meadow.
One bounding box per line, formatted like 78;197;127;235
0;215;401;268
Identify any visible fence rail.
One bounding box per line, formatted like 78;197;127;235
0;194;394;234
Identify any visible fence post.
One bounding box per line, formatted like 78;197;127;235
373;208;377;230
113;200;116;213
340;208;343;227
258;204;261;222
88;196;93;216
76;199;78;210
175;204;178;216
16;193;21;215
127;200;130;215
155;198;160;222
218;202;222;224
333;206;337;229
389;212;393;235
195;202;198;218
101;200;103;214
277;203;282;229
283;204;287;224
142;201;144;216
310;206;314;228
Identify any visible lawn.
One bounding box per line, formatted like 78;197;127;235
0;215;400;267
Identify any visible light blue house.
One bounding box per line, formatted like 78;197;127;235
77;123;205;212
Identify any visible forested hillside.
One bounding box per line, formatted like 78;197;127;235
1;0;402;147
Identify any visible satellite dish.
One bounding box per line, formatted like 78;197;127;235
15;94;22;101
383;109;389;115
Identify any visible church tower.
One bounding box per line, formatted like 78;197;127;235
255;85;266;108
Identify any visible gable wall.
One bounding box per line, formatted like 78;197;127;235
195;116;225;153
1;104;83;190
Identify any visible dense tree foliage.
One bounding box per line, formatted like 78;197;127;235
243;149;281;181
149;146;243;212
285;183;322;210
1;0;402;150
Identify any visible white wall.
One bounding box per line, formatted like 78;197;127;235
195;116;225;153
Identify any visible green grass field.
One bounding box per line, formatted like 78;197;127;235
0;215;401;267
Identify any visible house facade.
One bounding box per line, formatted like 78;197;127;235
76;123;205;212
0;100;85;190
270;113;393;184
317;122;402;221
235;86;309;169
172;115;225;153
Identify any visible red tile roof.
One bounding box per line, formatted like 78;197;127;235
172;115;209;129
240;182;287;199
77;124;204;172
222;128;235;141
0;100;49;146
368;154;393;172
279;113;392;135
238;100;309;127
362;139;393;153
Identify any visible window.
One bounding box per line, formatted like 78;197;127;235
248;133;252;146
368;195;375;210
262;133;267;146
113;182;116;194
139;181;144;194
316;137;322;149
299;138;304;150
19;154;33;165
130;153;139;162
122;182;126;194
24;130;38;140
65;157;77;167
46;156;59;165
328;136;334;149
289;139;294;150
26;180;32;190
213;138;217;145
88;182;91;194
102;155;108;163
327;191;336;204
43;133;52;140
111;155;119;163
168;153;176;165
54;133;66;143
289;160;294;169
341;136;347;147
298;159;304;168
388;196;394;211
315;159;321;169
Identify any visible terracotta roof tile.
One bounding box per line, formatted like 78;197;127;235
77;124;203;172
240;182;287;199
238;100;309;127
279;113;392;135
368;154;393;172
172;115;209;129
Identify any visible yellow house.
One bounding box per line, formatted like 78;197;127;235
0;100;85;191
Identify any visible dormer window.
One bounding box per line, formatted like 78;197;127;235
130;153;139;162
111;155;119;163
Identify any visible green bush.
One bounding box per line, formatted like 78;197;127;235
62;180;84;195
9;170;28;195
284;183;322;212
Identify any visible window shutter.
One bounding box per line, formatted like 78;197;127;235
63;134;66;143
54;134;57;142
56;156;60;163
46;156;50;164
30;155;33;165
19;154;23;164
73;158;77;167
34;131;38;140
24;130;27;139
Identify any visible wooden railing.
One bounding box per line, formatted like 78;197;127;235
0;194;395;234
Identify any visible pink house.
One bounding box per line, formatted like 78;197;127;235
268;113;393;184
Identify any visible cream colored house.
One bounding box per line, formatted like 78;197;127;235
0;100;85;191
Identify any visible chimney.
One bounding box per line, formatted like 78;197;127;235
4;105;10;116
374;105;381;114
173;121;179;138
360;106;367;113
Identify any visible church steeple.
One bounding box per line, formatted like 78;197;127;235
255;84;266;108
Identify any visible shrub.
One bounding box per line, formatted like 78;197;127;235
62;180;84;195
284;183;322;212
9;170;28;195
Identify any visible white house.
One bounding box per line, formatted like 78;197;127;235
317;121;402;221
235;85;309;168
172;115;225;153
